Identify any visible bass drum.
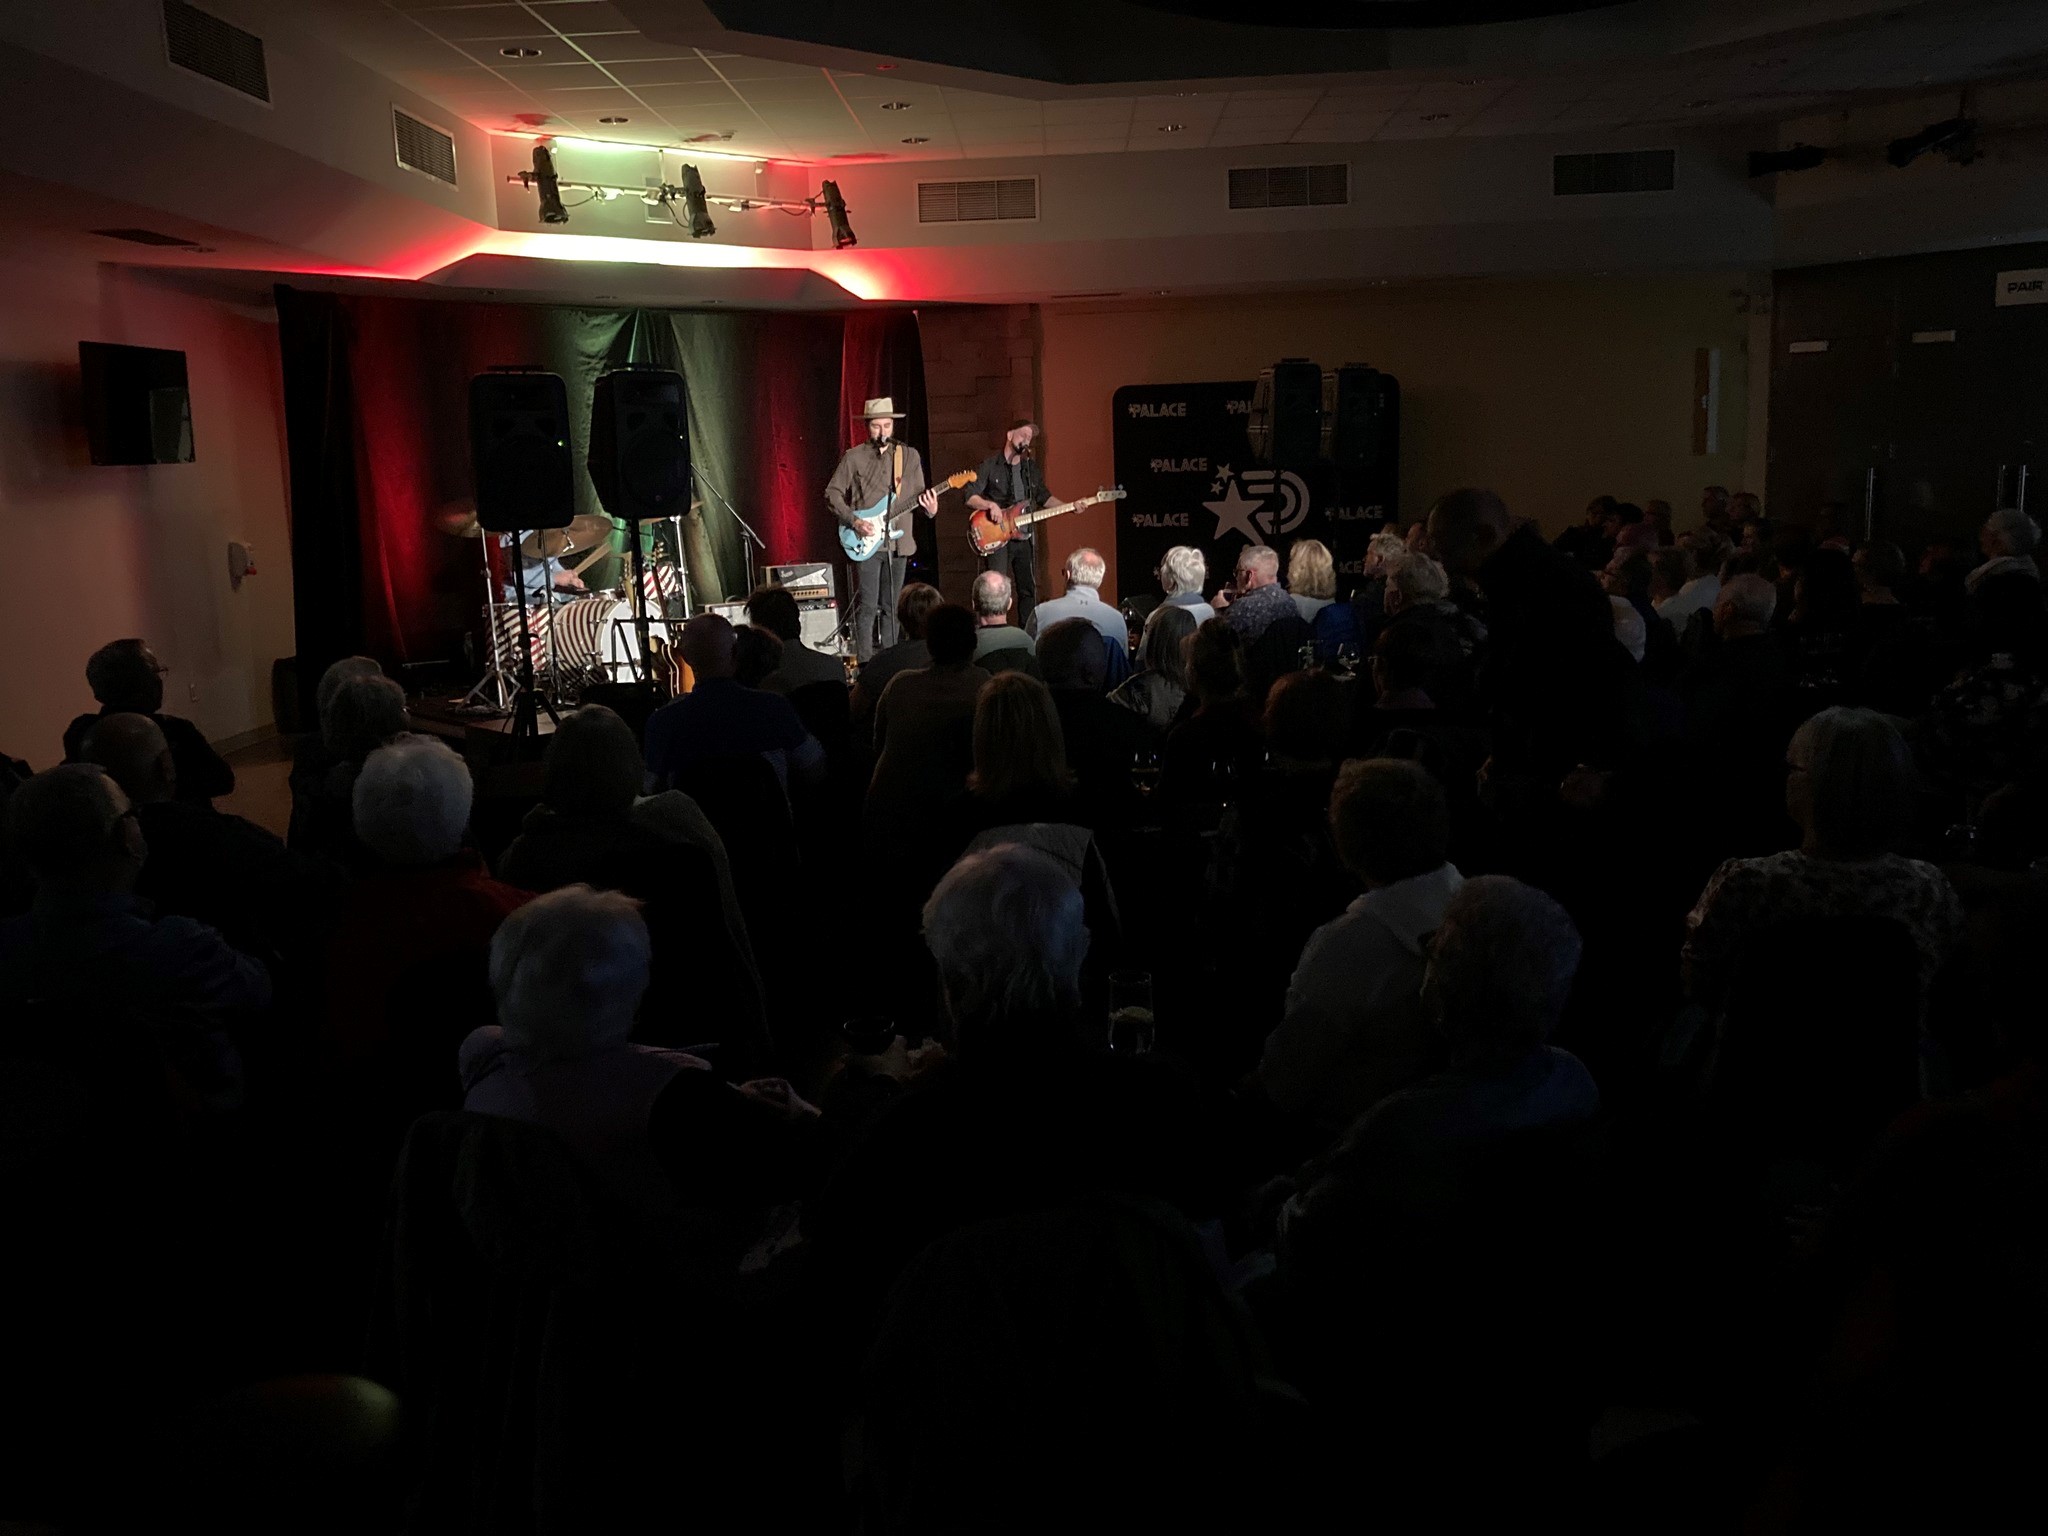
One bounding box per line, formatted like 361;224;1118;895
594;600;684;688
550;594;620;673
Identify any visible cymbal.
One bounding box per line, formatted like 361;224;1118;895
433;504;483;539
520;513;614;560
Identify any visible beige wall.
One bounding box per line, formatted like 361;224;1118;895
0;239;295;767
1037;273;1758;601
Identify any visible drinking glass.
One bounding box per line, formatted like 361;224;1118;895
840;1015;898;1055
1298;642;1318;672
1335;641;1361;676
1108;971;1156;1054
1131;748;1162;797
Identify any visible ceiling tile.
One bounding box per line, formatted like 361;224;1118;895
411;7;542;41
532;85;643;108
725;75;841;103
629;82;746;108
571;34;701;63
1041;97;1134;124
1291;112;1394;141
599;58;721;86
708;55;831;80
1209;124;1306;147
1129;126;1212;150
940;87;1038;111
488;60;617;87
528;1;640;33
1044;139;1127;155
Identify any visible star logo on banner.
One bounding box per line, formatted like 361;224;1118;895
1209;463;1233;495
1204;480;1265;543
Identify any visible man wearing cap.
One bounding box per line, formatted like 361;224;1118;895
827;396;940;662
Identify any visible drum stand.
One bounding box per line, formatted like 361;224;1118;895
504;531;557;742
462;538;513;712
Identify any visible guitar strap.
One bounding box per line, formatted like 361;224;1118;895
890;443;906;534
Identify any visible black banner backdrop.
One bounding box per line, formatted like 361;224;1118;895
1111;380;1398;598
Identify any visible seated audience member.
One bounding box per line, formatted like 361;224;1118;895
1380;550;1482;703
867;604;990;842
1228;671;1354;921
853;582;946;723
325;736;531;1066
809;845;1201;1328
1346;528;1410;652
1602;547;1678;674
1701;483;1733;538
1924;572;2048;801
1260;759;1464;1137
1652;542;1718;642
288;656;382;828
1274;877;1600;1504
63;638;234;805
645;614;824;793
748;584;845;693
291;672;410;864
1968;505;2041;595
460;885;808;1245
1611;501;1658;552
1609;596;1647;664
1644;498;1675;545
1026;547;1127;647
969;570;1038;676
496;706;764;1060
952;672;1079;834
1783;545;1864;695
1678;572;1804;854
1038;618;1149;825
83;714;323;960
1216;544;1296;644
1158;619;1264;814
1156;544;1215;625
0;764;268;1107
733;624;784;689
1855;539;1907;606
1288;539;1337;624
1683;708;1961;1014
1109;603;1196;733
1555;496;1618;570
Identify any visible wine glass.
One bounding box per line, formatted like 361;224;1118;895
1108;971;1156;1054
1336;640;1361;676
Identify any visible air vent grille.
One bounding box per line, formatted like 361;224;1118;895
93;228;202;247
917;177;1038;224
394;109;458;186
1553;149;1675;196
1228;163;1349;209
162;0;269;103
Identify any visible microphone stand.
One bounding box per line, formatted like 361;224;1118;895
693;468;766;595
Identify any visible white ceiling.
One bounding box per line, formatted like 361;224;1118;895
278;0;2048;164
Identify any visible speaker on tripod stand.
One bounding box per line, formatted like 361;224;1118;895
470;369;574;739
589;368;692;696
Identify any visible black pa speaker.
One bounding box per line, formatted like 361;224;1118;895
469;371;574;532
1249;358;1327;470
589;368;691;522
1331;365;1400;473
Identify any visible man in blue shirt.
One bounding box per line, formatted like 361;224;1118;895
1024;547;1128;649
644;615;826;793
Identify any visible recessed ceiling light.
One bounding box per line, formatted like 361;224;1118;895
875;63;898;71
1683;99;1713;109
880;100;911;111
599;116;629;124
1420;112;1452;122
1457;78;1486;86
499;46;542;59
901;135;929;144
1159;123;1186;132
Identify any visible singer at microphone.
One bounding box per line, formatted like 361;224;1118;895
963;418;1055;629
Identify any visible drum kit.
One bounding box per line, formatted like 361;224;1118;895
436;503;697;712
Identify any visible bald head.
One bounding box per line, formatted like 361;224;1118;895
81;713;175;805
1426;488;1512;577
679;613;737;679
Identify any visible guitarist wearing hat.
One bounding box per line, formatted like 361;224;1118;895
963;418;1053;630
825;396;939;662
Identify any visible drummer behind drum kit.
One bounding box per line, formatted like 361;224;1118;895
437;504;696;711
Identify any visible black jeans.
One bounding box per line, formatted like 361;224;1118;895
850;551;905;661
985;538;1037;630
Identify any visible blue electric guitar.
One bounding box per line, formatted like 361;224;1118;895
837;469;975;562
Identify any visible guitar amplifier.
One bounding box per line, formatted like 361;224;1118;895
768;561;835;606
799;602;841;651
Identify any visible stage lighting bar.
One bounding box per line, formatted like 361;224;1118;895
507;168;857;242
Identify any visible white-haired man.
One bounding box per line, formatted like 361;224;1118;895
326;735;532;1058
971;569;1039;676
1215;545;1295;643
1025;547;1127;647
1969;506;2041;595
1157;545;1215;624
